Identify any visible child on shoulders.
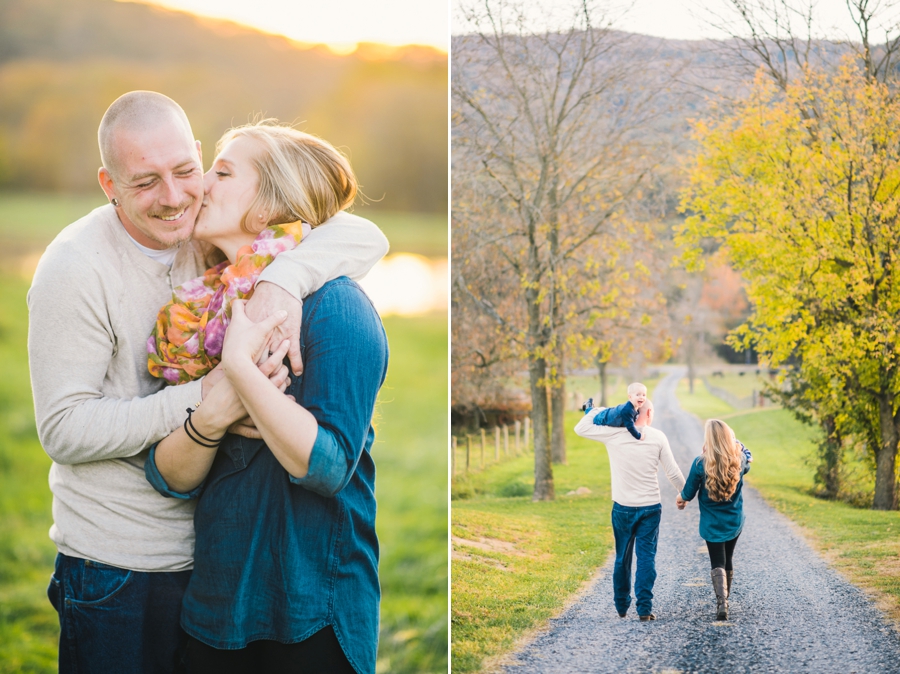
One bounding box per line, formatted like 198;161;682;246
581;382;648;440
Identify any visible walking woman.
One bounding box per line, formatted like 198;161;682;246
676;419;752;620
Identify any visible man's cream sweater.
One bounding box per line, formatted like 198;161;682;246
28;204;387;571
574;410;686;507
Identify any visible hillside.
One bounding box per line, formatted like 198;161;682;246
0;0;448;213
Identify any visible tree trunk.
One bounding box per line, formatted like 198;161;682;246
530;356;554;501
816;415;841;499
873;395;898;510
551;374;567;464
597;357;608;407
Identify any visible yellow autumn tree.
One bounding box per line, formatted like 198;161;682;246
679;60;900;509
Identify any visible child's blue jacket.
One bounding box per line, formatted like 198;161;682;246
592;400;641;440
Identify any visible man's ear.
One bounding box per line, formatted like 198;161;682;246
98;167;116;203
196;139;203;167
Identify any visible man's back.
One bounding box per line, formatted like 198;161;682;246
574;411;685;507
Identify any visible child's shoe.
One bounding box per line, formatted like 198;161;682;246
581;398;593;414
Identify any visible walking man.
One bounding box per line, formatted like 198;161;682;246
574;399;685;621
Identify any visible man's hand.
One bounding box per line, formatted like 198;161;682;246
244;281;303;375
676;495;687;510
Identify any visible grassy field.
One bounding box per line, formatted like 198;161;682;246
0;194;448;673
676;377;736;420
674;388;900;626
705;371;766;399
451;410;614;673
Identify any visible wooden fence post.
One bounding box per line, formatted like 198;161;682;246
494;426;500;461
524;417;531;451
515;420;521;454
451;436;456;476
466;435;471;472
480;428;486;468
503;424;509;456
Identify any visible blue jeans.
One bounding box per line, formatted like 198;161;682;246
611;502;661;616
48;552;192;674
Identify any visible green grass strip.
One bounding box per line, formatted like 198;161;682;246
675;376;736;419
451;410;614;673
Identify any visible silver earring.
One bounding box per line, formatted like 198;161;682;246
111;198;119;207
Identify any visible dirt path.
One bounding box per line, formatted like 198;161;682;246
502;371;900;673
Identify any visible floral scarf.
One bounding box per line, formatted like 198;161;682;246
147;220;309;385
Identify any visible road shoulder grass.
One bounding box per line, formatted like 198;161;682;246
674;389;900;627
451;410;614;673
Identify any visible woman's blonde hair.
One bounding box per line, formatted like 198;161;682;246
216;119;357;233
702;419;742;502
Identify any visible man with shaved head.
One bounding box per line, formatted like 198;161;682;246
27;91;388;673
575;398;686;622
96;92;202;250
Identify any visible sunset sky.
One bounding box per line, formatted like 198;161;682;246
128;0;449;51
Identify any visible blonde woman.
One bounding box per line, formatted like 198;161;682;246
145;121;388;673
676;419;752;621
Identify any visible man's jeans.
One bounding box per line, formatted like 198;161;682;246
48;552;192;674
611;502;662;616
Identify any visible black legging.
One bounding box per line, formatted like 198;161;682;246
186;626;355;674
705;534;740;571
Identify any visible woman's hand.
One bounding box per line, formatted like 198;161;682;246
227;341;294;439
676;495;687;510
222;300;288;375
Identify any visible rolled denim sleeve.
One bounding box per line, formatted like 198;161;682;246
289;425;361;495
287;278;388;498
144;444;203;500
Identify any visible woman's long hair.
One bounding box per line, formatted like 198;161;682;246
702;419;742;502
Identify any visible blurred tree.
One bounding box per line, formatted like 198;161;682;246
0;0;447;213
452;0;672;497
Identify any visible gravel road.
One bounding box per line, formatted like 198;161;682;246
502;371;900;674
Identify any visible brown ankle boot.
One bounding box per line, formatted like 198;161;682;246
711;568;728;620
726;570;733;598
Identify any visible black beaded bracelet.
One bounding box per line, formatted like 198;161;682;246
184;407;225;447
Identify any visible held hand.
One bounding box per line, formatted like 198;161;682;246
224;337;293;439
243;281;303;375
258;339;292;390
222;300;287;374
228;416;261;439
676;495;687;510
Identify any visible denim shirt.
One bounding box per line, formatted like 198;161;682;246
145;278;388;674
680;444;752;543
592;400;641;440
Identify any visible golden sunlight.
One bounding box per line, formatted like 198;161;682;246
126;0;449;52
358;254;448;316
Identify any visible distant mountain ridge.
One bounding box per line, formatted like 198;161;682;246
0;0;447;213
